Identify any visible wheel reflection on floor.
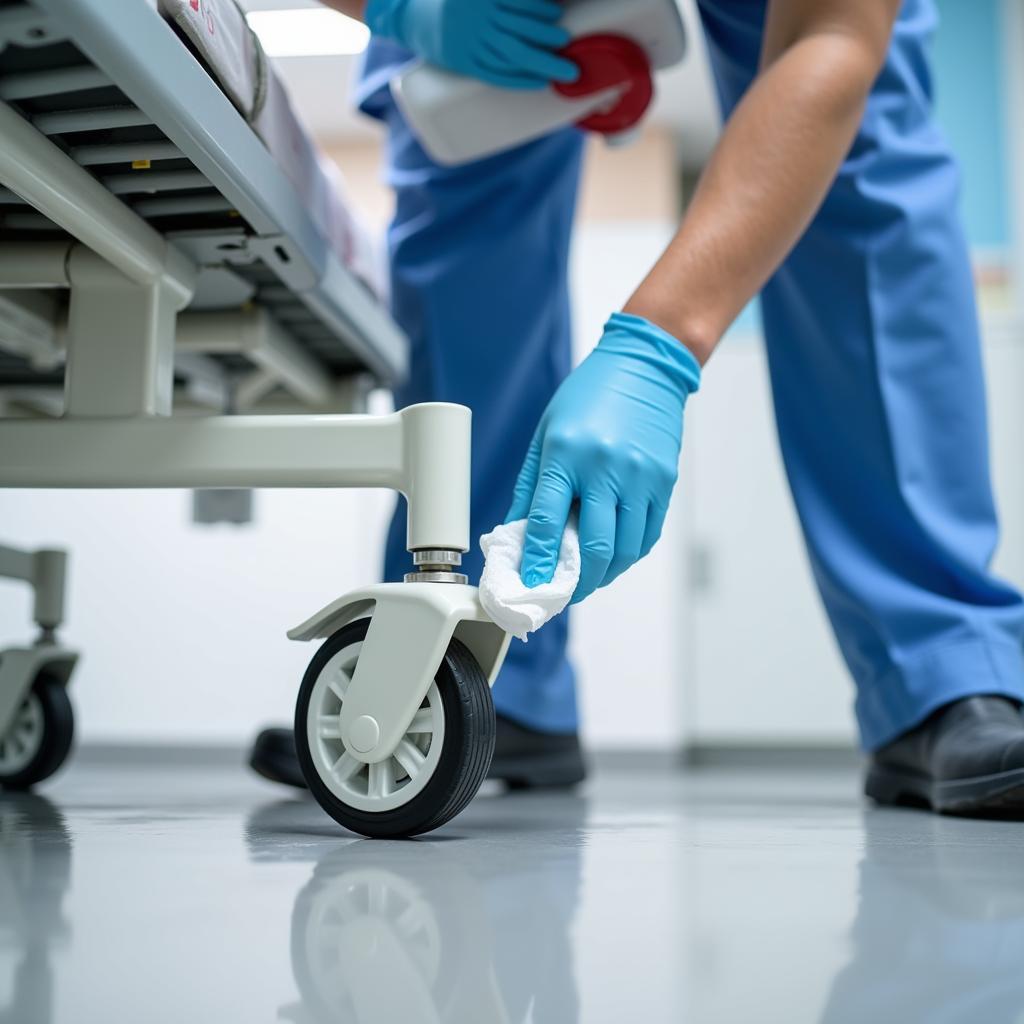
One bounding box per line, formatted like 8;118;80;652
246;797;584;1024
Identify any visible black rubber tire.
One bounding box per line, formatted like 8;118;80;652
295;619;495;839
0;674;74;791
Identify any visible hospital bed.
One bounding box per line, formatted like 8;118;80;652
0;0;510;838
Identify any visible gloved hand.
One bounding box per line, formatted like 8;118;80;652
364;0;579;90
505;312;701;604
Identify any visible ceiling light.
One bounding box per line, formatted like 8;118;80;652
247;9;371;58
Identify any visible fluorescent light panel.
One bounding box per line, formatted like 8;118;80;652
247;9;370;57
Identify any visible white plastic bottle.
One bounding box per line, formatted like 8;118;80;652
391;0;687;166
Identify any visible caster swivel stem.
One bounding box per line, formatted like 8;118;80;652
405;549;468;585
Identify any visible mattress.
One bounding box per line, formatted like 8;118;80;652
158;0;383;298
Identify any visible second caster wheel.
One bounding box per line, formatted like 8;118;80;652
0;672;74;791
295;618;495;838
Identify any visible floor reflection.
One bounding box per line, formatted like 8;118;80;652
821;809;1024;1022
0;794;72;1024
246;797;586;1024
8;765;1023;1022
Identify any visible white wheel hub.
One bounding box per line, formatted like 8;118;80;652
0;692;43;776
300;867;442;1010
307;641;446;813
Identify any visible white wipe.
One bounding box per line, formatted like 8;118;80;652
479;518;581;642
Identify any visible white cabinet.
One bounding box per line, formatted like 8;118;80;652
986;324;1024;586
682;337;856;746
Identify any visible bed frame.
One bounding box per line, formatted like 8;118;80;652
0;0;509;825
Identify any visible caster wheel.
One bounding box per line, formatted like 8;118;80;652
290;861;449;1021
295;619;495;838
0;674;74;791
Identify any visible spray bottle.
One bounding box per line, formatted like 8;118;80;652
391;0;687;166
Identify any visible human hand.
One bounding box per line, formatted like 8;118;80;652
505;312;701;604
365;0;579;90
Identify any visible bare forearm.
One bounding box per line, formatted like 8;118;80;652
625;0;899;363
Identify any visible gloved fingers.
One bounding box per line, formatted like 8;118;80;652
492;9;571;49
570;490;617;605
497;0;566;22
505;431;543;523
601;501;648;589
520;468;575;587
480;35;579;83
639;501;669;559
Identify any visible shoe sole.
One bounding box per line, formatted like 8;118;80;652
489;750;586;790
865;764;1024;817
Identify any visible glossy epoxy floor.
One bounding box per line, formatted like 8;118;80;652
2;759;1024;1023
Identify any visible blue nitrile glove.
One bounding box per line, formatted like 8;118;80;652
364;0;579;91
506;312;701;604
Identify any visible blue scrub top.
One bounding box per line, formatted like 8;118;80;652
353;37;415;120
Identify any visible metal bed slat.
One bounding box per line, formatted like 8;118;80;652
256;286;295;305
0;63;108;99
272;308;320;325
132;194;235;218
72;141;182;165
2;212;57;229
33;104;150;134
102;170;209;195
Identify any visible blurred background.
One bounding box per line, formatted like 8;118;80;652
1;0;1021;760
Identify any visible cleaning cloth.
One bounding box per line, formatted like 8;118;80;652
479;518;581;641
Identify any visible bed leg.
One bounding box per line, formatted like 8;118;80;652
398;402;471;564
64;247;192;418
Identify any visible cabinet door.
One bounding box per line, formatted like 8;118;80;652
684;339;858;746
985;331;1024;589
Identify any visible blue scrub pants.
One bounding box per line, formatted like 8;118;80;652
375;0;1024;748
376;101;585;733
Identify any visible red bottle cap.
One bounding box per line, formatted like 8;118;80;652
553;34;654;135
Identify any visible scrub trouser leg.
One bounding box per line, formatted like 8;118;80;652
697;0;1024;749
377;99;585;734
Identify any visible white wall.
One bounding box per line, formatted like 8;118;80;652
0;483;395;744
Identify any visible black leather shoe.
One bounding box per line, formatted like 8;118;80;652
488;713;586;790
865;695;1024;816
249;713;586;791
249;726;306;789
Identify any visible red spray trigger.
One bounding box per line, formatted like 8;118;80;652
553;34;654;135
